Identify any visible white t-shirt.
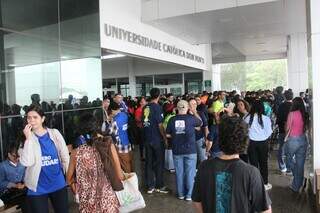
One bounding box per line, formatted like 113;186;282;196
244;114;273;141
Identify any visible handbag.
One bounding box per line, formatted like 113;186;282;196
116;173;146;213
94;137;124;191
165;149;175;170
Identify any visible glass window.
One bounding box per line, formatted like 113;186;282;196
0;29;60;115
184;72;203;94
103;78;117;97
154;74;182;85
136;75;153;96
59;0;102;104
0;0;102;160
117;78;129;96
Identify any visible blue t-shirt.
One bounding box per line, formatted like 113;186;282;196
143;103;164;145
195;111;208;141
113;112;130;146
28;132;66;195
0;160;25;193
166;114;202;155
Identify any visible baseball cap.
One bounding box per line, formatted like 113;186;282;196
177;100;189;110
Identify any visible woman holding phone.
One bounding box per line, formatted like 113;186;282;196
20;105;70;213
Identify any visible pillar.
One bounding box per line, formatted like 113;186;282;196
203;64;221;92
127;58;136;97
287;33;308;96
310;0;320;192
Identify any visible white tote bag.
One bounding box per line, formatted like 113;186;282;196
165;149;175;170
116;173;146;213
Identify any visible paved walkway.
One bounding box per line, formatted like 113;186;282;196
68;149;316;213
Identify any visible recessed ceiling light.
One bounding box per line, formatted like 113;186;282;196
101;54;126;59
8;64;17;67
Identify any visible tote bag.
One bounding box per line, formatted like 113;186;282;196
116;173;146;213
165;149;175;170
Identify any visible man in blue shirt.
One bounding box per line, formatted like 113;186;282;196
143;88;169;194
0;142;27;211
166;100;202;201
109;102;133;173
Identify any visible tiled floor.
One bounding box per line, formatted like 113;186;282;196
68;149;316;213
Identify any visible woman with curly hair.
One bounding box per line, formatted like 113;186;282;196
66;113;123;213
192;115;272;213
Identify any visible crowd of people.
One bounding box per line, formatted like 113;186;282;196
0;86;310;213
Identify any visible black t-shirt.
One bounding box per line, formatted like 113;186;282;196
192;158;271;213
276;101;292;133
195;111;208;141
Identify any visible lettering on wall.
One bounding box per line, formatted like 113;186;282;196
105;24;205;64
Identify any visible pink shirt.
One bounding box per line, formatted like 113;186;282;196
287;111;304;137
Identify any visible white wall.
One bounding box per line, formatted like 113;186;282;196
100;0;210;71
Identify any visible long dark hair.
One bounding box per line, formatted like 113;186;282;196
246;99;265;128
290;97;307;131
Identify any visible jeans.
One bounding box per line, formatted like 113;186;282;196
277;133;287;171
285;135;308;191
196;137;206;162
145;142;165;189
173;154;197;199
248;140;269;184
26;187;68;213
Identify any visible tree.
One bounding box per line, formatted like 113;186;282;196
220;59;287;91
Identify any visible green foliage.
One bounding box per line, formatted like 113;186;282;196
221;59;287;91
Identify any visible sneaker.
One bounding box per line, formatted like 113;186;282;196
169;169;175;173
264;183;272;191
280;168;287;173
289;185;300;193
147;188;155;194
178;196;185;200
155;186;170;194
185;197;192;201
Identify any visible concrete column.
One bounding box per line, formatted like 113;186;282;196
287;33;308;96
203;64;221;92
310;0;320;192
212;64;221;91
127;58;136;97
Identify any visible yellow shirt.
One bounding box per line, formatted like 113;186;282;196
211;100;224;113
